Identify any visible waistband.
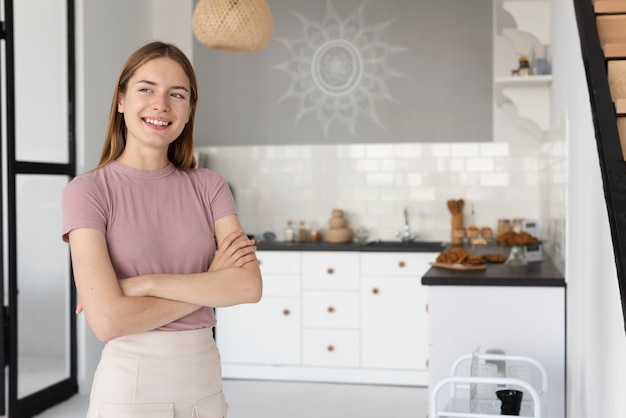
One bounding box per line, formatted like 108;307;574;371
106;327;215;356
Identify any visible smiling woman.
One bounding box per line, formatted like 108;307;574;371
62;41;262;418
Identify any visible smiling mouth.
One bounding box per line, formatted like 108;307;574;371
144;117;171;127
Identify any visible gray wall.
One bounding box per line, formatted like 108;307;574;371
77;0;155;393
193;0;493;146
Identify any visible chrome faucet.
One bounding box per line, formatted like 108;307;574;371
399;207;414;242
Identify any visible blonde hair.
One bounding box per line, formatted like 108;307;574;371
98;41;199;169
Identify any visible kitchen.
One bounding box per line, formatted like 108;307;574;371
29;0;626;417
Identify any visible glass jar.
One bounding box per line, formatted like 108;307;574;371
497;219;511;237
309;222;322;243
284;221;295;242
297;221;308;243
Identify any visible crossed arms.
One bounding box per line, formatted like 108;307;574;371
68;214;262;342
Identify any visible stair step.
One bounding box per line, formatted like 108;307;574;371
604;44;626;58
594;0;626;14
608;61;626;101
597;15;626;57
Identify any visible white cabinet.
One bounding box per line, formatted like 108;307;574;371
216;251;301;366
360;253;433;384
302;252;361;367
217;249;438;385
427;285;565;418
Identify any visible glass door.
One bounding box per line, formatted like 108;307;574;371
2;0;77;416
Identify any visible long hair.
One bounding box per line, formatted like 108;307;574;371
98;41;199;169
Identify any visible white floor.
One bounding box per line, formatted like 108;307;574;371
34;380;428;418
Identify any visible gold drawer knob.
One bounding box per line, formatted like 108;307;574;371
283;309;290;316
398;261;406;268
372;288;379;295
327;267;335;275
327;306;335;313
327;345;335;352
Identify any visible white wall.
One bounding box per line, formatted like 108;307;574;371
550;1;626;417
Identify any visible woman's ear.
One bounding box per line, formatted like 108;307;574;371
117;93;124;113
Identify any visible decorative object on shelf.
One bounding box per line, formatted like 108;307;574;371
511;55;532;76
325;209;353;243
533;57;550;75
192;0;274;52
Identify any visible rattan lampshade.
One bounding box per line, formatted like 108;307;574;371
192;0;274;52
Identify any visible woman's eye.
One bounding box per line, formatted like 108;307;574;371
139;87;152;93
171;92;185;99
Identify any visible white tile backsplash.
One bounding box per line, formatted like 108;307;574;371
198;140;551;244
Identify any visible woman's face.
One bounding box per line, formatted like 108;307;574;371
117;57;192;154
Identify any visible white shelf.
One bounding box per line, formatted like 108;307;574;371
495;75;552;137
494;0;552;138
495;75;553;87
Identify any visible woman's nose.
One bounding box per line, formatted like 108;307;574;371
151;93;169;111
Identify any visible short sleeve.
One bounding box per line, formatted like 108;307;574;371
203;170;237;221
61;175;108;242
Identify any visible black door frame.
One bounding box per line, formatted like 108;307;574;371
2;0;77;416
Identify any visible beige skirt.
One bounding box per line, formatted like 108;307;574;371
87;327;228;418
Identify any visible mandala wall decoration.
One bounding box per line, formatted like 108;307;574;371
273;0;407;137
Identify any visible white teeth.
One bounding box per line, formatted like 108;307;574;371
145;118;169;126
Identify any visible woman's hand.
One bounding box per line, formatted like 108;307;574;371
209;229;257;272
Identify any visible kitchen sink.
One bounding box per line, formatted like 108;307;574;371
364;240;448;251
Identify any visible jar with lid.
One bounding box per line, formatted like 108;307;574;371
497;219;511;237
309;222;322;243
512;218;524;234
297;221;308;243
284;220;295;242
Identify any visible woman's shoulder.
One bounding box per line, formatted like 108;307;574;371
182;167;227;184
64;164;118;194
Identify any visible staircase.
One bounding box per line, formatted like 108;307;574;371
574;0;626;331
595;0;626;157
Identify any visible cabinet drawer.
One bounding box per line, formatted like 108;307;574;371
360;252;437;277
216;297;301;365
302;252;359;290
302;290;360;328
302;329;360;367
263;274;301;297
257;251;300;274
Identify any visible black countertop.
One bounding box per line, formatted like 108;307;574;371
421;244;565;287
422;259;565;287
255;240;565;287
255;240;448;252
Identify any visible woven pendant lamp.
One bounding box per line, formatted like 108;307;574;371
192;0;274;52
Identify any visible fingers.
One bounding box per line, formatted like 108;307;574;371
209;231;257;271
217;230;247;252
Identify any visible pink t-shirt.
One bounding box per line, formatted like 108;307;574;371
62;161;237;331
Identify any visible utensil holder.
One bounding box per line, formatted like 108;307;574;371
451;213;464;245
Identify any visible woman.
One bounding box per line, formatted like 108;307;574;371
62;41;262;417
